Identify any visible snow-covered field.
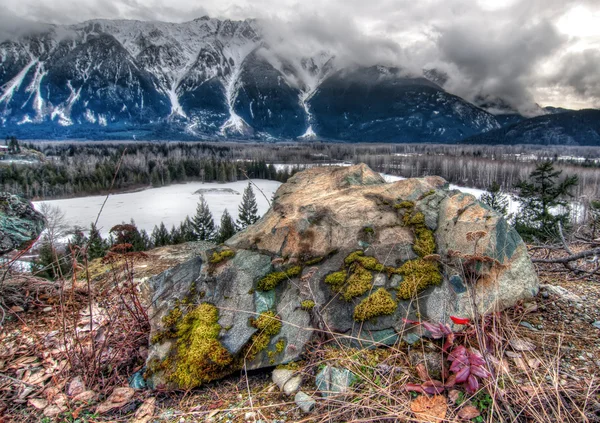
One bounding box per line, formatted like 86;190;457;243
34;180;281;237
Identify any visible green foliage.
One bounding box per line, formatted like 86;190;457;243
151;222;171;247
514;161;578;242
237;183;260;229
353;288;398;321
170;303;233;389
257;265;303;291
192;194;216;241
480;181;509;216
215;209;237;244
88;223;108;260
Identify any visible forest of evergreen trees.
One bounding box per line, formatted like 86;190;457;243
2;140;600;200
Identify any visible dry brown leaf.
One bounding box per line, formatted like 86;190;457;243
132;397;156;423
416;363;430;382
27;398;48;410
67;376;86;397
512;357;528;372
509;338;536;352
96;387;135;414
527;358;542;370
410;395;447;422
457;405;481;420
72;390;96;403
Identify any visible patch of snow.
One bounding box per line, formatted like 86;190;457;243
0;59;37;104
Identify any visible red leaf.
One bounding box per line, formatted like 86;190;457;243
422;322;444;339
466;374;479;394
455;366;471;383
404;384;426;394
470;364;490;379
450;316;471;325
402;318;419;325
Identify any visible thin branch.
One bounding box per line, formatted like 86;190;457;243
532;247;600;264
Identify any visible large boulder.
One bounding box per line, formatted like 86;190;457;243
0;193;45;255
145;164;538;389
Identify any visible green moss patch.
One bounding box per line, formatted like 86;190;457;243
353;288;398;321
343;265;374;301
324;270;347;292
344;250;385;272
245;311;283;360
301;300;315;310
396;259;442;300
257;265;303;291
170;303;233;389
209;249;235;264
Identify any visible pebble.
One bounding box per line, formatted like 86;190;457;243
593;321;600;330
245;412;257;420
294;391;316;413
520;321;538;331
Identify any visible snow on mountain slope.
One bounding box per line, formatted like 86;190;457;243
0;17;502;142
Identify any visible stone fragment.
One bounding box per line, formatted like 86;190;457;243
295;391;316;413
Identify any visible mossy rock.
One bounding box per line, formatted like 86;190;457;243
353;288;398;322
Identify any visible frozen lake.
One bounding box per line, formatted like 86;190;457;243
34;180;281;237
33;171;521;238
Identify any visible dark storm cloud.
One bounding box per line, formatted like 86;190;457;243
1;0;599;110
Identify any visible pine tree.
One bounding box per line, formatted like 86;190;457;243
480;181;509;216
151;222;171;247
88;223;108;260
192;195;216;241
216;209;237;244
514;161;578;241
237;183;260;229
179;216;196;242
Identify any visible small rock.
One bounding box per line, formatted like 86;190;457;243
295;391;316;413
129;369;147;389
519;321;538;331
43;306;53;312
67;376;85;397
315;366;357;397
244;411;257;420
540;284;582;303
283;375;303;396
403;332;421;345
592;321;600;330
272;369;294;391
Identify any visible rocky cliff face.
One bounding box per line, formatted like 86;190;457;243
144;164;538;389
0;193;45;254
0;18;500;141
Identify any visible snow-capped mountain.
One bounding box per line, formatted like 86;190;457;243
0;17;501;142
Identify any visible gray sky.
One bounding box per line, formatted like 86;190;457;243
1;0;599;111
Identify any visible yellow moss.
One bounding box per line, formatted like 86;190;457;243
257;265;303;291
162;307;183;327
245;312;283;360
305;256;324;265
170;303;233;389
409;212;426;226
396;259;442;300
300;300;315;310
413;226;436;257
394;200;415;210
345;251;385;272
275;339;286;353
324;270;347;291
209;249;235;264
353;288;398;321
343;265;373;301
